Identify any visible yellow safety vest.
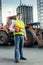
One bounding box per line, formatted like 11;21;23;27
13;19;25;35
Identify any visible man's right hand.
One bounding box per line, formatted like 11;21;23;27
24;36;28;41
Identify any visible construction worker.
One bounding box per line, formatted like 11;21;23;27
9;13;27;63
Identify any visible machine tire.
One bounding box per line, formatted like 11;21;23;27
0;30;9;45
24;30;36;47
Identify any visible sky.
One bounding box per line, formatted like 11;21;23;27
2;0;38;25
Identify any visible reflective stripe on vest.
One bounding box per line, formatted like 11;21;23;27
13;20;25;35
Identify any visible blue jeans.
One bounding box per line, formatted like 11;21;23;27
14;35;24;61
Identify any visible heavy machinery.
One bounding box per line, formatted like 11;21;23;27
24;22;43;47
0;16;43;47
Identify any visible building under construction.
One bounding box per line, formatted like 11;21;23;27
16;5;33;23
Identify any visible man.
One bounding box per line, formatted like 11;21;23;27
9;13;27;63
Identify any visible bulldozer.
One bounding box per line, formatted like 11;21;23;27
0;16;43;47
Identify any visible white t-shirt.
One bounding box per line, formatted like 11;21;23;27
9;20;15;32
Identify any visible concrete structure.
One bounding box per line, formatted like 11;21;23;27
0;0;2;23
16;5;33;23
37;0;43;22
